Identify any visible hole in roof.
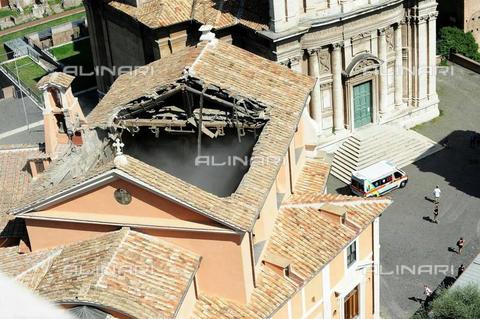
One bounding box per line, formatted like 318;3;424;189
119;86;267;197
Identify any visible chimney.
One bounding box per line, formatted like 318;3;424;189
199;25;216;42
37;72;86;157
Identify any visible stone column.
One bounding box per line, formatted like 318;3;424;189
428;12;438;99
378;28;388;114
308;49;323;130
417;16;429;103
332;43;345;132
394;23;404;107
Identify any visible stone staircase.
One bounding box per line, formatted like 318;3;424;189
330;125;443;184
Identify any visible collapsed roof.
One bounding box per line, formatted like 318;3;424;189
11;40;315;232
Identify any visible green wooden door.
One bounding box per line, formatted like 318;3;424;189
353;81;373;129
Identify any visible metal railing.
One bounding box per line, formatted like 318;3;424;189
0;63;44;108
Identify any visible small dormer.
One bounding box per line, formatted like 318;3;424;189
318;203;361;230
38;72;87;157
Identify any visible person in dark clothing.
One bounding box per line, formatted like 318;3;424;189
433;204;439;223
457;264;465;278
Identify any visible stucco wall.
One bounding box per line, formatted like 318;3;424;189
140;228;254;304
47;179;218;225
25;219;119;251
175;278;198;319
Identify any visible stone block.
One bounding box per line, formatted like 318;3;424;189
62;0;82;9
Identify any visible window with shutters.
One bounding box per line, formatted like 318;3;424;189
344;286;359;319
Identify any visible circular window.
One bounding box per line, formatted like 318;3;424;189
114;188;132;205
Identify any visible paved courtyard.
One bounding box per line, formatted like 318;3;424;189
327;63;480;319
0;89;98;145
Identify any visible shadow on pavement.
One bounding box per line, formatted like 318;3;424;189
411;276;457;317
335;184;352;195
414;130;480;199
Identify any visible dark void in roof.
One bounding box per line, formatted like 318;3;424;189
123;127;259;197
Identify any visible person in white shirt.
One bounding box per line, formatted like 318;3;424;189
423;284;433;306
433;185;441;204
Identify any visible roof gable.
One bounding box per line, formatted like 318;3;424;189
15;166;239;232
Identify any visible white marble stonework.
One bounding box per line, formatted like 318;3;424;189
272;0;440;148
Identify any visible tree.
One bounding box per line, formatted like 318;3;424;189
438;27;480;62
428;284;480;319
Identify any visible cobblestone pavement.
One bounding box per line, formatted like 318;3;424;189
327;63;480;319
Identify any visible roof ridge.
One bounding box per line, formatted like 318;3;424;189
188;40;215;77
17;248;62;290
80;228;130;296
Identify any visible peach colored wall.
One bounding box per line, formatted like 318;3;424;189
306;303;323;319
272;302;289;319
365;269;374;318
253;181;278;245
289;130;307;195
276;156;290;194
43;114;59;156
294;118;305;150
139;228;254;304
291;291;303;318
25;219;118;251
331;293;340;319
359;224;373;261
176;278;197;319
304;272;323;311
330;253;344;289
47;179;218;225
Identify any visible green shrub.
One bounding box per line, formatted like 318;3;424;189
438;26;480;62
429;285;480;319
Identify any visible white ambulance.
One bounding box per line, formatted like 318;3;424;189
350;161;408;197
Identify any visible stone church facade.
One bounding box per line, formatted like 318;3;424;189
84;0;439;148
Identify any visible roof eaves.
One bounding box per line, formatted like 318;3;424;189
12;170;118;215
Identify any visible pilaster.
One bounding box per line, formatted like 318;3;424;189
308;49;323;130
378;27;388;114
394;23;404;108
332;42;345;132
428;12;438;101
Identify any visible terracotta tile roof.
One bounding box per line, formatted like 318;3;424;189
0;145;43;213
37;72;75;89
109;0;194;30
194;267;297;319
273;195;391;281
17;40;314;232
108;0;268;31
293;159;331;195
0;229;201;319
193;194;391;318
0;246;60;281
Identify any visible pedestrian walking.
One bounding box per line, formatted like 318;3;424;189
456;237;465;254
433;185;441;204
457;264;465;278
423;284;433;306
432;204;439;223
